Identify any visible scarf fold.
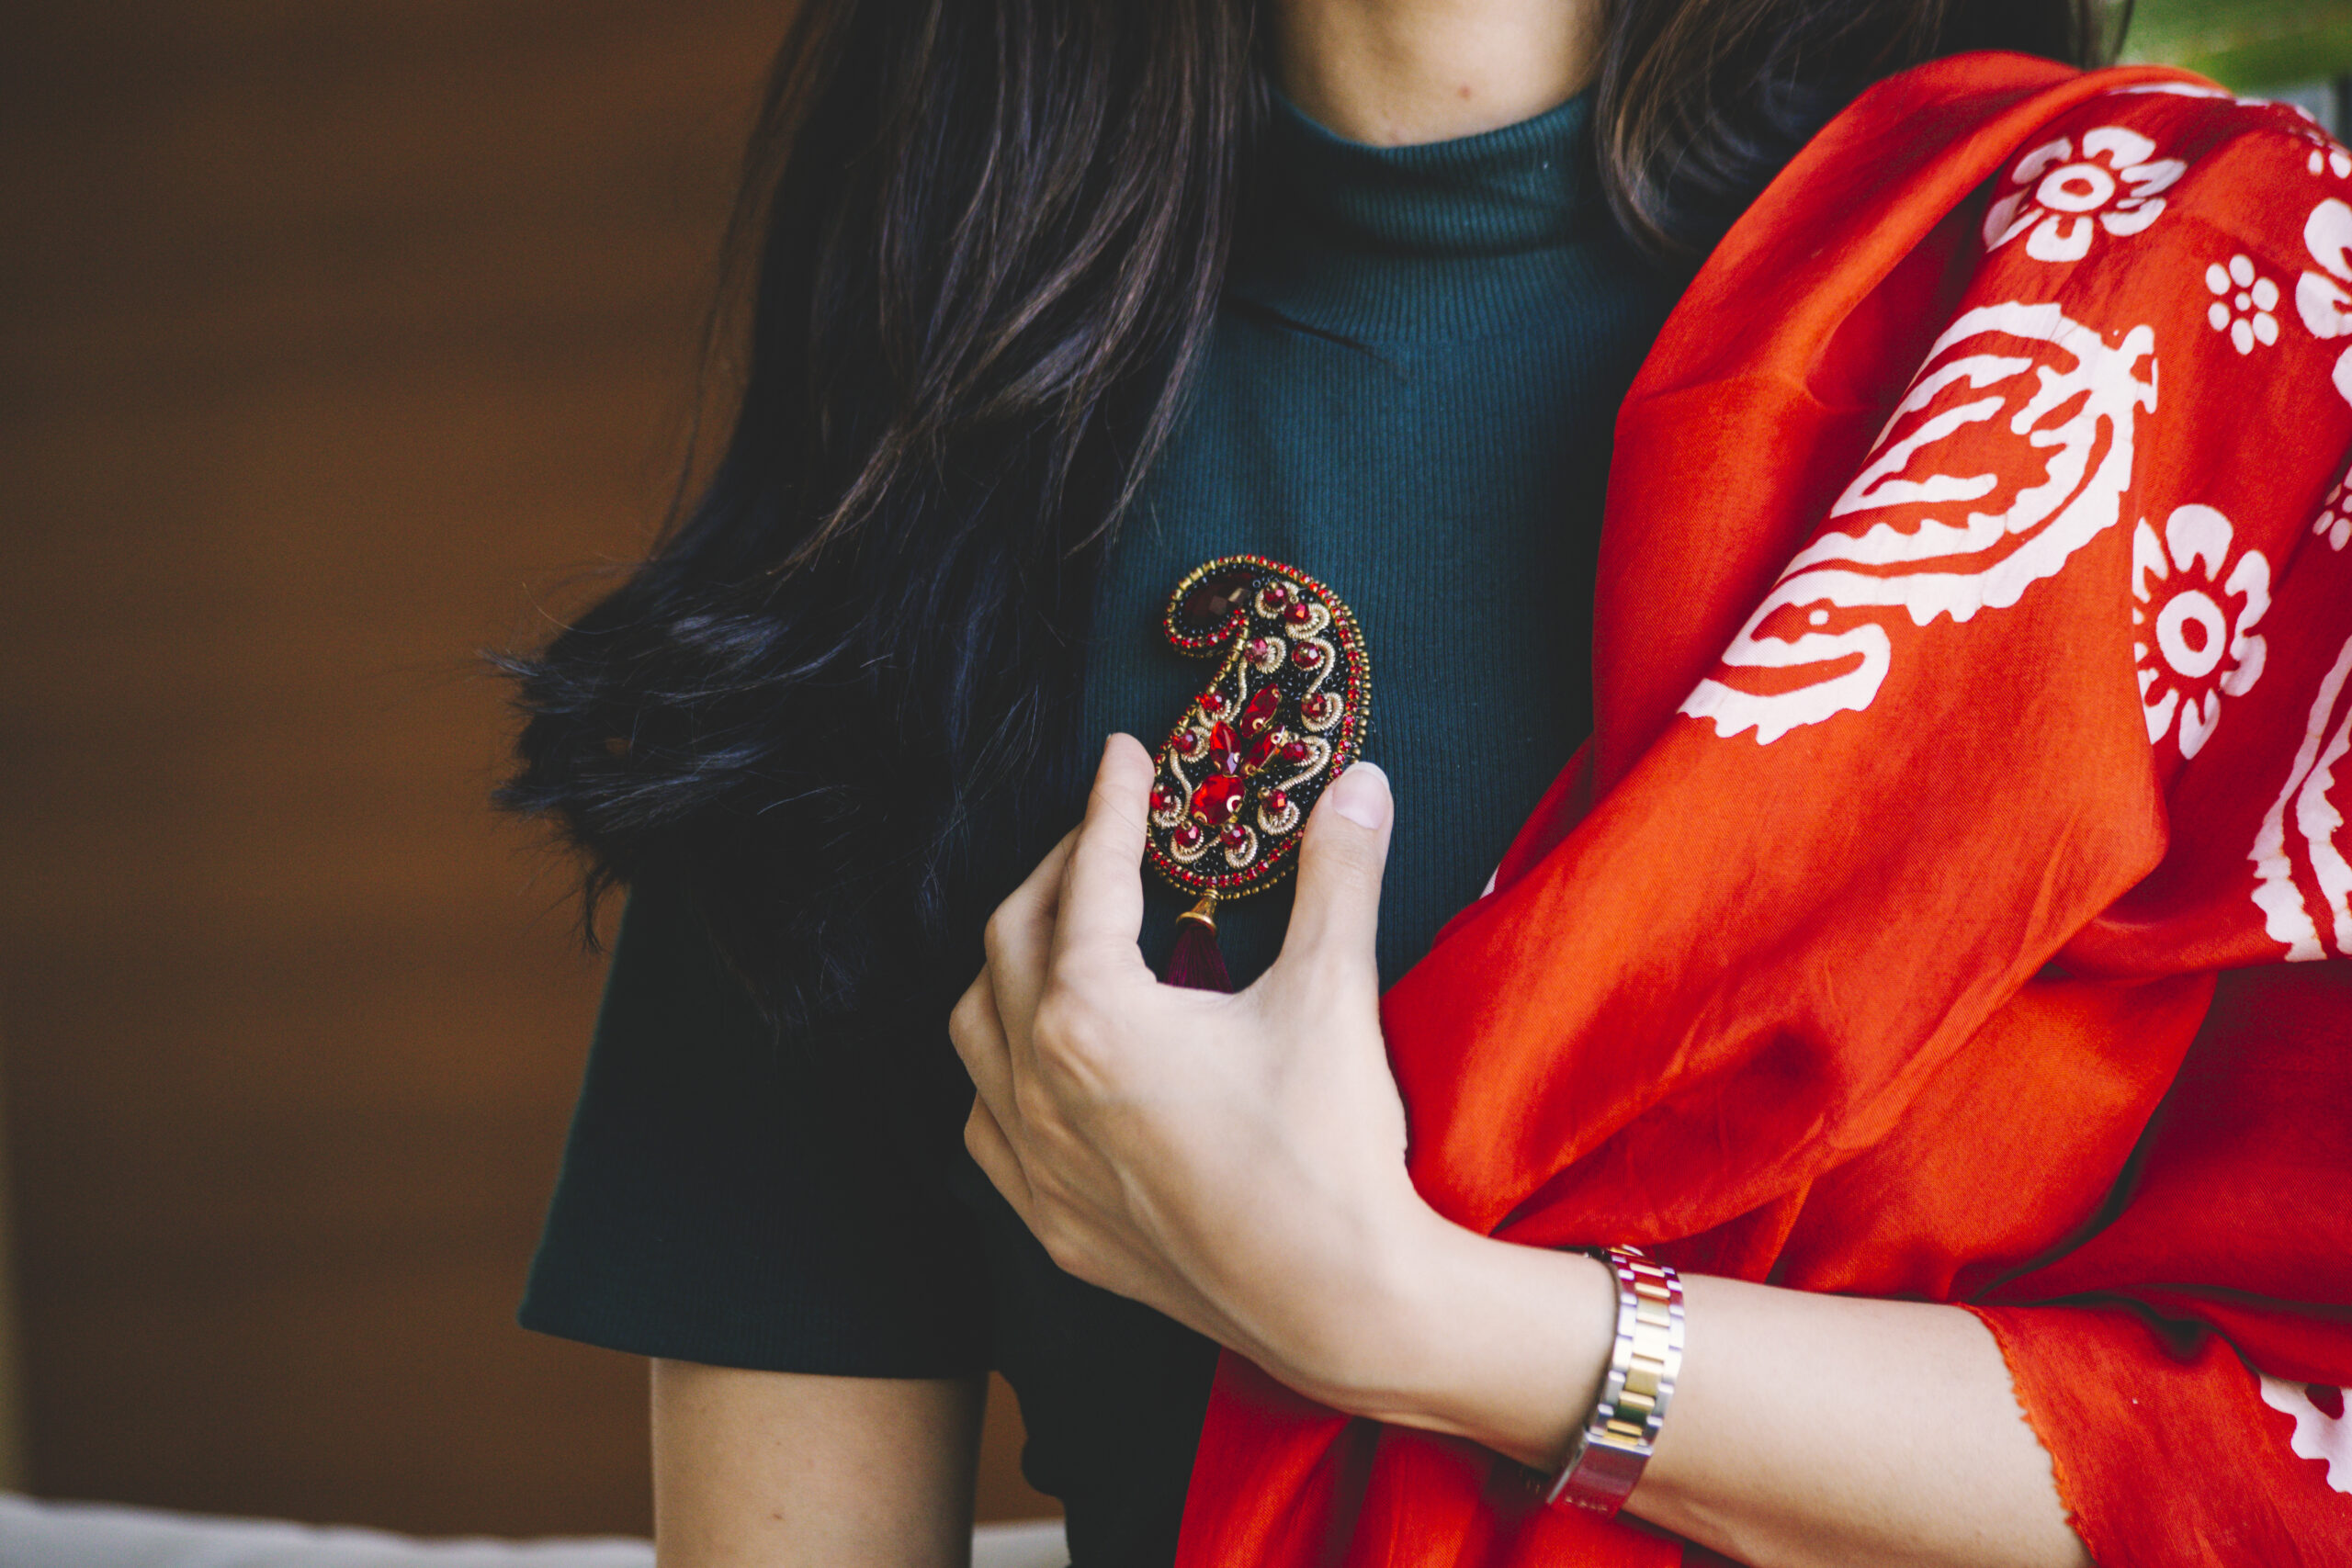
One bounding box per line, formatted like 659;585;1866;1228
1175;53;2352;1566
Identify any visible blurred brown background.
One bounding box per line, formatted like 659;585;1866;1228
0;0;1047;1538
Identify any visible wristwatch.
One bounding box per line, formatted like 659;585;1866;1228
1544;1245;1685;1517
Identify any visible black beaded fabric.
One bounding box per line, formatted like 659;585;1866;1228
521;88;1682;1568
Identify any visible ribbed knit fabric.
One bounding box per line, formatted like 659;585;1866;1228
1092;92;1679;989
522;90;1680;1568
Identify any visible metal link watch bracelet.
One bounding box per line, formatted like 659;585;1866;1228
1544;1245;1685;1517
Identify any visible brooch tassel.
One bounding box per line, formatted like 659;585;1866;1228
1165;895;1232;992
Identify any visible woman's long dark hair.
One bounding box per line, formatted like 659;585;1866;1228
501;0;2121;1025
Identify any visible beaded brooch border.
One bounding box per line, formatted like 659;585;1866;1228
1143;555;1371;901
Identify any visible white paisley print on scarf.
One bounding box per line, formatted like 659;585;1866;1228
2258;1377;2352;1495
2132;505;2268;759
1983;126;2184;263
1684;303;2156;745
2250;634;2352;961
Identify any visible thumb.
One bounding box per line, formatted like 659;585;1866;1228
1273;762;1393;985
1050;732;1156;970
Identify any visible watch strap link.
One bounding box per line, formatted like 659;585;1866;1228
1544;1245;1685;1517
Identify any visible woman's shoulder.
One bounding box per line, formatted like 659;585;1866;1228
1867;56;2337;258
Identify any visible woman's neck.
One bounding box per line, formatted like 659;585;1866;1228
1271;0;1603;147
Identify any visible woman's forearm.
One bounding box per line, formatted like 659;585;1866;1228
1634;1276;2084;1568
956;747;2089;1568
1341;1217;2088;1568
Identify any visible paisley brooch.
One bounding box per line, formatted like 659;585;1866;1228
1143;556;1370;988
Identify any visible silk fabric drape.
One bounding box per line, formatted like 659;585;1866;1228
1176;54;2352;1565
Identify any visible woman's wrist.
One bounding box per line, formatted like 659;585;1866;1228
1301;1205;1623;1473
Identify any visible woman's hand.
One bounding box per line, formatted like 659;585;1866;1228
949;732;1449;1410
951;735;2092;1568
951;733;1612;1461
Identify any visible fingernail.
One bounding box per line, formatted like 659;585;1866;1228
1328;762;1390;829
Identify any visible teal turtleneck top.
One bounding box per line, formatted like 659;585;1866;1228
1093;93;1677;987
522;91;1681;1567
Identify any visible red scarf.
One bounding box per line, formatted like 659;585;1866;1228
1176;53;2352;1566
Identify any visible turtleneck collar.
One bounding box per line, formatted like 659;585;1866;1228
1268;88;1597;257
1229;89;1607;344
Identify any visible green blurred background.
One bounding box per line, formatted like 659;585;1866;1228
2128;0;2352;96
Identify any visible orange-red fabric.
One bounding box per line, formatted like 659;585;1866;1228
1175;53;2352;1565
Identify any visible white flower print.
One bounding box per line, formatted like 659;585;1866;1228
1984;126;2186;264
2298;197;2352;405
2252;95;2352;175
2207;254;2282;353
2106;81;2348;177
2133;504;2270;759
2315;475;2352;552
2259;1378;2352;1495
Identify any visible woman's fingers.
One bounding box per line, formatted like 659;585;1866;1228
953;969;1046;1223
949;968;1016;1125
962;1094;1034;1219
1274;761;1394;987
1050;733;1157;973
984;827;1077;1051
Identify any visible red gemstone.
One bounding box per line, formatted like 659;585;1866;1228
1285;601;1314;626
1172;821;1204;849
1204;720;1240;775
1282;740;1309;764
1219;822;1250;849
1247;636;1276;664
1264;789;1290;815
1182;567;1256;627
1305;693;1336;720
1190;774;1245;826
1199;691;1225;715
1261;581;1290;610
1238;685;1282;737
1149;784;1176;813
1292;643;1324;669
1243;730;1283;774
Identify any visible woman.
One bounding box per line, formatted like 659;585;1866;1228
505;2;2352;1564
